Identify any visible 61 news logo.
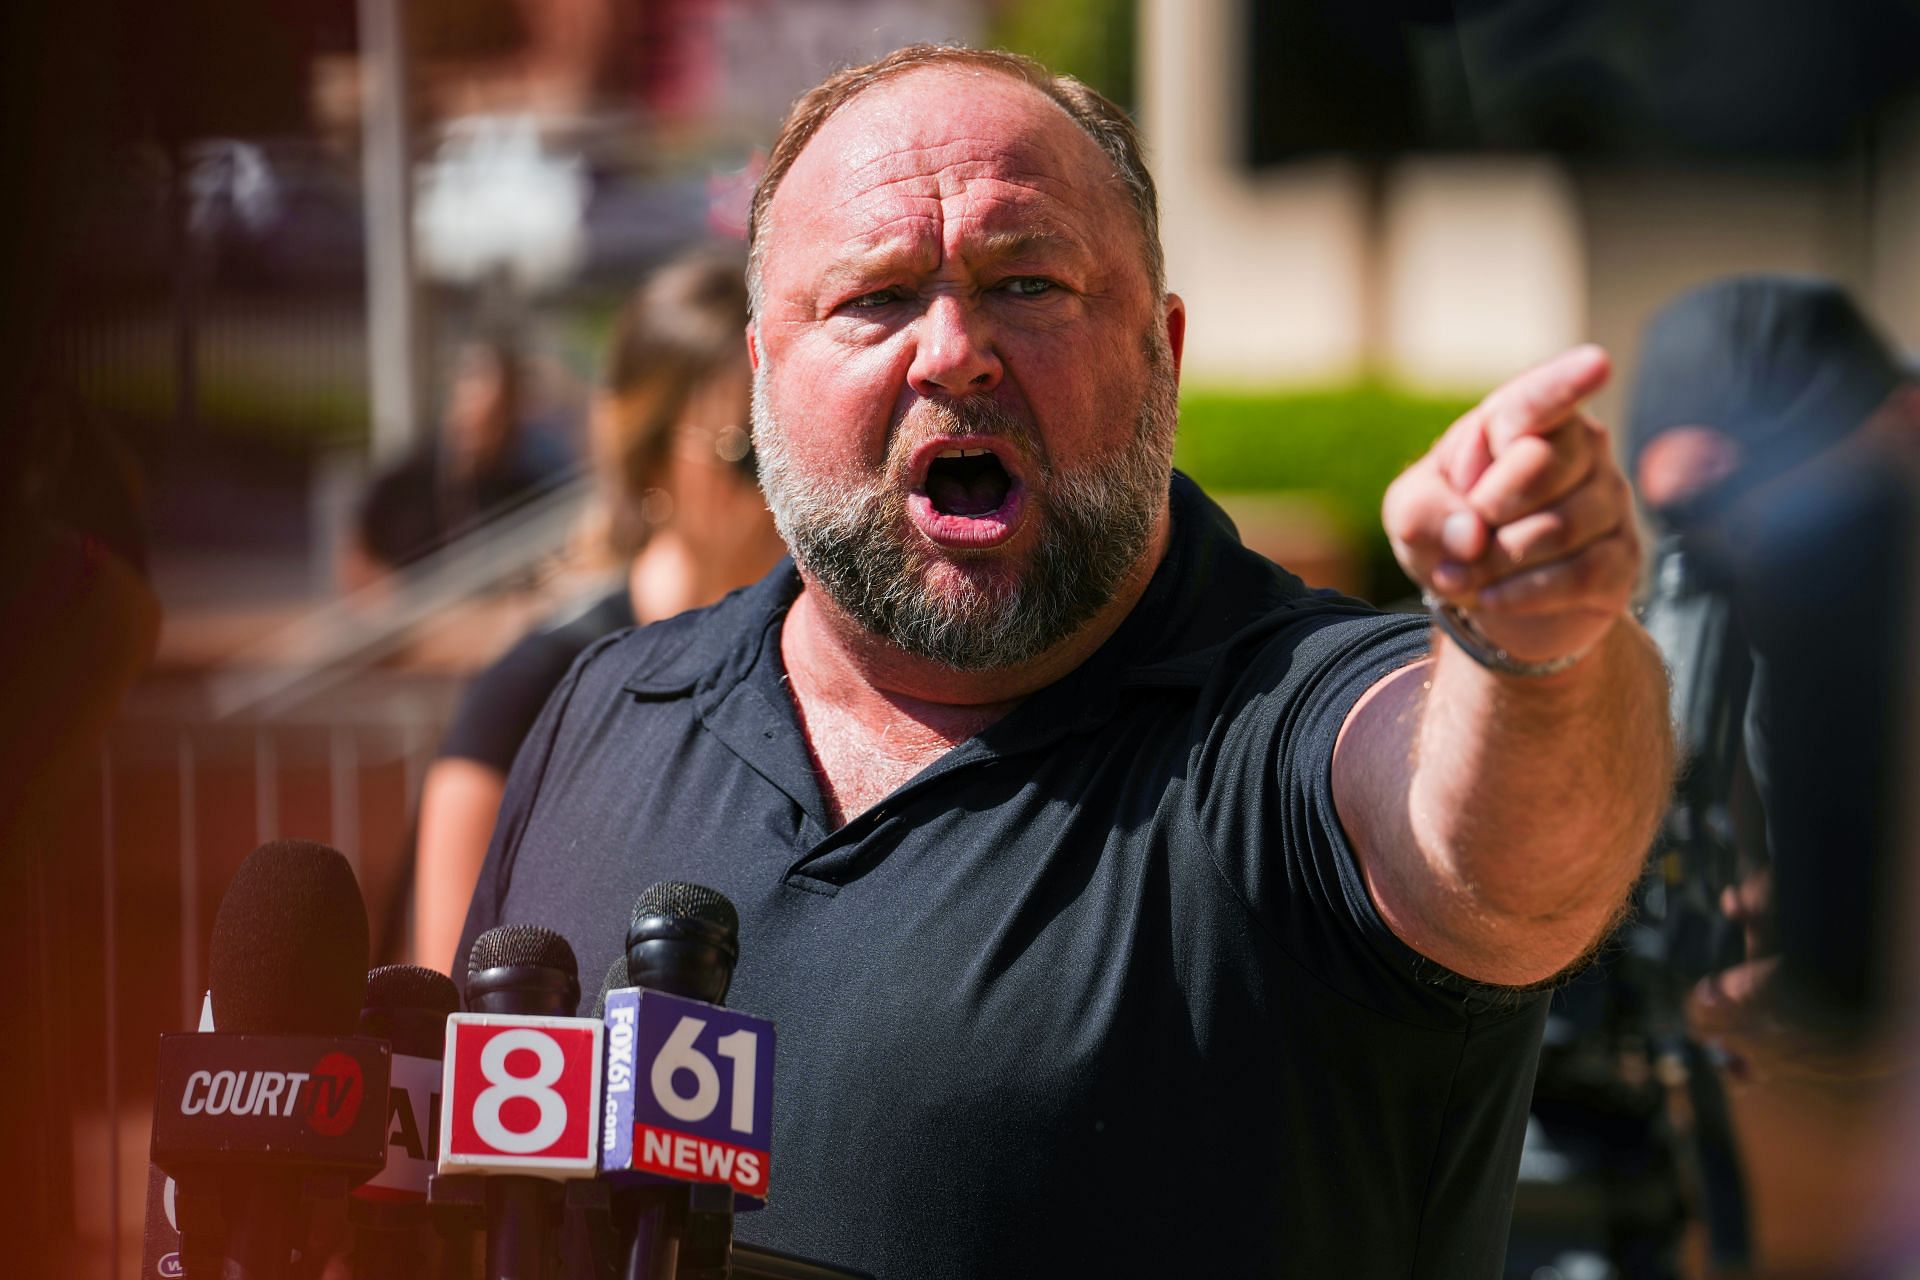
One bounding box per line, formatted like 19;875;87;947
439;1014;604;1176
602;989;775;1201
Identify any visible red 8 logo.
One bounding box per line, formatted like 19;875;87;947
472;1029;568;1154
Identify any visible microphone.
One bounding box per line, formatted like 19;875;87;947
625;881;738;1006
351;964;462;1280
601;883;769;1280
467;924;583;1017
139;994;212;1280
438;924;603;1280
148;839;390;1280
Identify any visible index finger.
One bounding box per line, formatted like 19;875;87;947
1482;344;1612;456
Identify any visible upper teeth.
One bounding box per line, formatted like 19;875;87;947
936;448;992;459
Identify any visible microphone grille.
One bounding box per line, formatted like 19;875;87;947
630;881;739;938
467;923;579;981
364;963;459;1016
209;839;369;1035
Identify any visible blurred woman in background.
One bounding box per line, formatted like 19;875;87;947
349;333;570;587
412;248;782;971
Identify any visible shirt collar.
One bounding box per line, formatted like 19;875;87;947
618;562;801;700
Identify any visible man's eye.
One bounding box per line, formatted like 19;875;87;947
1002;277;1057;298
846;288;904;310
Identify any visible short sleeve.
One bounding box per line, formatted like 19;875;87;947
1192;605;1518;1025
439;631;585;773
358;456;440;568
440;589;632;773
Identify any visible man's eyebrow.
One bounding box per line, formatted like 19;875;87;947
815;242;930;292
967;229;1089;266
808;229;1094;301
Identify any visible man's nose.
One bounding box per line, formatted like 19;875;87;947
907;295;1001;398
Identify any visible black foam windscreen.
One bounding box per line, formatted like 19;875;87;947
590;953;629;1019
630;882;739;941
364;963;460;1017
626;882;740;1005
467;922;578;981
360;963;460;1059
208;839;369;1035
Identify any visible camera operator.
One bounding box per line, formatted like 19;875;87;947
1629;273;1916;1073
1513;276;1916;1280
1623;275;1917;1276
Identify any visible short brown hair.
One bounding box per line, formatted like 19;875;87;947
746;44;1164;315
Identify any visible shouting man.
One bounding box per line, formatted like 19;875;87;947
460;45;1671;1278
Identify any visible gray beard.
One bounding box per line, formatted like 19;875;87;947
752;333;1180;671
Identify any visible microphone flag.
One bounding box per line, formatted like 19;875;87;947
600;987;775;1203
437;1012;603;1178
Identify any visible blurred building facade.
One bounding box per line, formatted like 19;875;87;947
1143;0;1920;429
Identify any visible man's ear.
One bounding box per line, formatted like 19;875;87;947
1163;294;1187;382
746;321;761;372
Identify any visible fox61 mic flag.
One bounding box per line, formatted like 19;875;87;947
602;987;775;1201
438;1012;602;1178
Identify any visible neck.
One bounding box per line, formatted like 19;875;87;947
779;511;1169;827
629;523;782;622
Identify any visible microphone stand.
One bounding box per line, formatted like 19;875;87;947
223;1176;303;1280
487;1178;562;1280
624;1188;682;1280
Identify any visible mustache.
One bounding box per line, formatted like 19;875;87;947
886;396;1048;476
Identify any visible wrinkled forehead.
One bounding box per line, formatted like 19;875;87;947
764;67;1133;274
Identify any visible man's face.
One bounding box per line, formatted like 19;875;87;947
749;67;1184;670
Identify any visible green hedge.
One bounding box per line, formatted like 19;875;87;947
1174;382;1477;599
986;0;1137;109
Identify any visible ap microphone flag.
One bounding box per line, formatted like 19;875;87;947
354;964;460;1202
351;963;463;1280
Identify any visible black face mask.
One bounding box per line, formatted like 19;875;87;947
1627;275;1906;534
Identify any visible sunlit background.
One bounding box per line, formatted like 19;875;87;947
8;0;1918;1275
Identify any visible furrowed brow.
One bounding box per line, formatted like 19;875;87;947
968;229;1088;269
808;228;1091;306
816;241;934;296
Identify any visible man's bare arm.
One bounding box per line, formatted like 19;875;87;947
1335;625;1670;986
1334;346;1675;987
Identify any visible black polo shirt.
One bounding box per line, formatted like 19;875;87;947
460;473;1548;1279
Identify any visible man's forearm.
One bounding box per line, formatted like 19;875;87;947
1358;345;1674;984
1411;616;1672;952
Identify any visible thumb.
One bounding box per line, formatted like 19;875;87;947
1440;508;1487;562
1427;508;1488;595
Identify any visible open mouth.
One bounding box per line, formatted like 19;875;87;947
908;440;1026;548
926;448;1012;516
